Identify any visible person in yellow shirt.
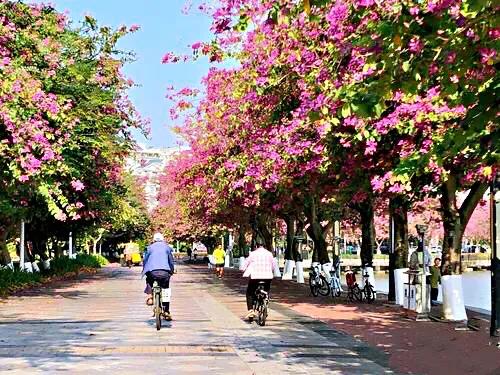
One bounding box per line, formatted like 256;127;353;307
212;245;226;278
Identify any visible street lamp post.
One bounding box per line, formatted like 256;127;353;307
20;220;25;271
416;224;429;320
68;232;73;259
490;172;500;341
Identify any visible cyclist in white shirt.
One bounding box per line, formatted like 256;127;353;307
241;238;278;320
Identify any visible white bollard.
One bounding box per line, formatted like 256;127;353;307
239;256;246;271
394;268;409;305
42;260;51;270
295;261;304;283
224;254;230;268
23;262;33;273
32;262;40;273
441;275;467;321
282;259;295;280
322;262;333;282
273;258;281;277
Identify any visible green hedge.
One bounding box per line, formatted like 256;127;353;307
0;254;105;296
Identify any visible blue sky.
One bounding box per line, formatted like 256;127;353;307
32;0;213;148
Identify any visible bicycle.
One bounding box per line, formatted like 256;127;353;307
328;260;343;298
361;270;376;303
151;281;171;330
252;281;269;326
309;263;330;297
346;270;363;302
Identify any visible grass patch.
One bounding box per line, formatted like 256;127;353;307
0;254;105;296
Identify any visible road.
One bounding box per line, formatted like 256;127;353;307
0;264;394;374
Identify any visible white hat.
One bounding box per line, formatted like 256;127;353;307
153;232;164;242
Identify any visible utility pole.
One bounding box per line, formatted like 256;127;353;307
68;232;73;259
490;172;500;340
388;215;396;302
20;220;25;271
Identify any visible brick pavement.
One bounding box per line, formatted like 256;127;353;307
214;264;500;375
0;264;394;374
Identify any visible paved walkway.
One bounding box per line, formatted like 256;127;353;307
0;264;394;374
217;265;500;375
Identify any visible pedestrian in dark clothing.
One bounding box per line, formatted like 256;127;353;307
430;257;441;306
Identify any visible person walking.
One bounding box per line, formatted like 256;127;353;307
241;237;278;320
430;257;441;306
142;233;175;321
212;244;226;278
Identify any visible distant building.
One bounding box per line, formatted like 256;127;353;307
126;144;186;211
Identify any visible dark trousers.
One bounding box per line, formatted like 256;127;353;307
431;287;439;303
146;270;171;312
246;279;271;310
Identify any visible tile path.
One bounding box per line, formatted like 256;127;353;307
0;264;394;374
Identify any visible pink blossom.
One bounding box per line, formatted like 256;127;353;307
129;24;140;32
365;140;377;155
55;212;67;222
479;48;496;65
409;7;420;16
71;180;85;191
408;37;424;54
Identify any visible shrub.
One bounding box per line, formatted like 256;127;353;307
0;254;105;296
92;254;109;266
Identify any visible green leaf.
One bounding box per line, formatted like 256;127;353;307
341;104;351;118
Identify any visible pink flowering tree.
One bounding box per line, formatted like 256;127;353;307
0;2;146;264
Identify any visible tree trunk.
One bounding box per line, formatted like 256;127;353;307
284;216;294;261
357;200;375;268
391;196;409;269
255;214;273;252
388;196;410;302
0;226;11;266
292;220;304;261
305;196;330;265
440;177;488;275
238;224;246;257
32;240;49;262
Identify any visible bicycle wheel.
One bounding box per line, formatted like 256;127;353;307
257;299;268;326
155;290;162;331
309;274;319;296
352;285;363;302
331;279;342;297
318;275;331;296
364;285;375;303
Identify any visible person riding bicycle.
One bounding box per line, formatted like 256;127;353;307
142;232;175;320
241;237;278;320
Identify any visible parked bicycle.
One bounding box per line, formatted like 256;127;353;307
328;260;343;298
152;280;171;330
252;281;269;326
345;269;376;303
361;270;376;303
346;269;363;302
309;263;330;297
